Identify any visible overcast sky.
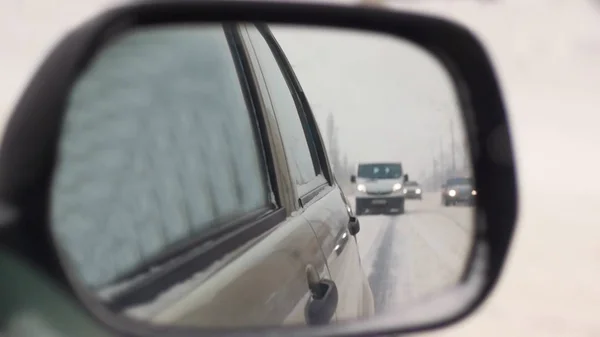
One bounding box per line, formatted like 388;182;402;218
272;26;466;177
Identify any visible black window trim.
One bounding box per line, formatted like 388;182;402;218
94;23;287;312
248;24;333;207
227;23;281;208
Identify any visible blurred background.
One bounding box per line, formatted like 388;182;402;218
3;0;600;336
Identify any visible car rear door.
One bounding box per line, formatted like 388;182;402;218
241;23;374;322
50;23;328;327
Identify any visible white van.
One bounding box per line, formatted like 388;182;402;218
350;162;409;215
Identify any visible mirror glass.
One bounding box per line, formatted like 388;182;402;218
49;23;477;329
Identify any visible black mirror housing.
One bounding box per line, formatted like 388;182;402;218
0;2;518;337
350;175;356;183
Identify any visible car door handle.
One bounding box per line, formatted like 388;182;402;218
305;265;338;325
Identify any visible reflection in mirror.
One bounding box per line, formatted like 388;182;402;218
49;23;475;330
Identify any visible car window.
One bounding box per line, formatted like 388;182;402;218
50;25;271;288
245;25;319;188
357;163;403;179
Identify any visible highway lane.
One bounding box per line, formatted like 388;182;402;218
350;192;475;314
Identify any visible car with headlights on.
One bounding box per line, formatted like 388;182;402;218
441;177;476;206
350;162;409;215
403;181;422;200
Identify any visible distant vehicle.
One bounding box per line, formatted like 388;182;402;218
350;162;409;215
403;181;422;200
441;177;476;206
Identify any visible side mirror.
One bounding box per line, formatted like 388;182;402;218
0;2;518;337
348;215;360;236
350;175;356;183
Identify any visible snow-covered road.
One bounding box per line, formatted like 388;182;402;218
349;193;474;314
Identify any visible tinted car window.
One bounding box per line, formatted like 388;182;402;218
50;25;270;288
245;26;318;187
357;163;403;179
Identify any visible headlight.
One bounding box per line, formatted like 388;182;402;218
357;184;367;192
393;183;402;191
403;188;408;193
472;190;477;196
416;188;421;194
448;189;456;197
